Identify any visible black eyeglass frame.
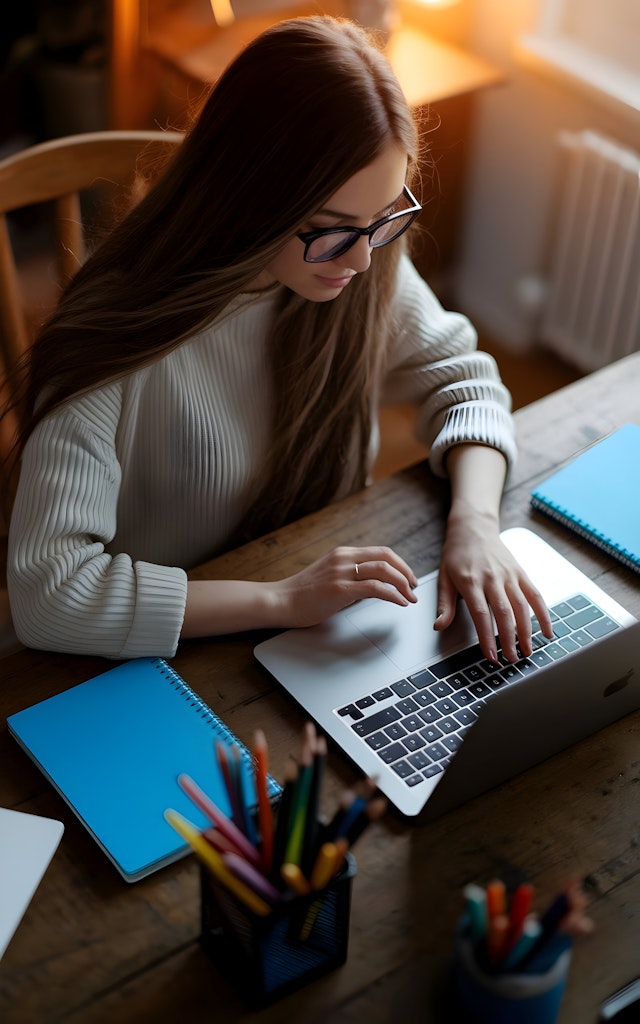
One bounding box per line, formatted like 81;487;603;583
296;185;422;264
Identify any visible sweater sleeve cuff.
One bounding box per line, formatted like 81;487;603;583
427;402;518;479
119;562;188;659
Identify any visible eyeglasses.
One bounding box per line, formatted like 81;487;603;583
297;185;422;264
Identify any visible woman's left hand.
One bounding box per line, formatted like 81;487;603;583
434;506;554;664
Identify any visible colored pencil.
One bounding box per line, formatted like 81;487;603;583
253;728;274;873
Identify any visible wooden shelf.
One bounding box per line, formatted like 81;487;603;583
137;4;504;109
386;22;504;107
141;2;329;86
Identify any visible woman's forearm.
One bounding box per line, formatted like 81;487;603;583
182;579;282;637
444;443;508;523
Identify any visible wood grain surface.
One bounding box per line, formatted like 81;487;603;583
1;352;639;1024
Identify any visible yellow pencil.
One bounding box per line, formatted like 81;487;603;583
310;839;348;890
299;896;323;943
164;808;272;916
280;862;311;896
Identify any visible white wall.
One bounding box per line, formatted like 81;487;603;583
452;0;639;351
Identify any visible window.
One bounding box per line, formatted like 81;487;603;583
519;0;640;118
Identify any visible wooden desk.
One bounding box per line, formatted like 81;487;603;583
2;352;640;1023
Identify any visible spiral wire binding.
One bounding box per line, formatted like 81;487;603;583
150;657;260;778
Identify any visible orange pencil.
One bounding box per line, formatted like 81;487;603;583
486;879;507;920
253;729;274;873
281;862;311;896
486;912;510;966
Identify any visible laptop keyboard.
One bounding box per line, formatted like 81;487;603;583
334;593;621;789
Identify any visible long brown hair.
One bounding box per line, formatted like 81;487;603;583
8;16;422;542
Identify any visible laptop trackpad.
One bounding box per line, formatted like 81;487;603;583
345;574;478;675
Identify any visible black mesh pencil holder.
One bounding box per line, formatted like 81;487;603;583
199;852;356;1008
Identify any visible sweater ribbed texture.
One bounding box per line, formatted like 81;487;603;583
8;256;515;657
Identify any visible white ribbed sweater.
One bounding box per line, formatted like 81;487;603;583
8;257;515;659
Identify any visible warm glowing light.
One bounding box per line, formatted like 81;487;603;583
415;0;460;6
209;0;235;27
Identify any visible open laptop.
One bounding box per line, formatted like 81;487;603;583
254;527;640;820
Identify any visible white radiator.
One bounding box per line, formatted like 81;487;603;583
541;129;640;372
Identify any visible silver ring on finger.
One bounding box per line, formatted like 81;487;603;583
354;563;359;577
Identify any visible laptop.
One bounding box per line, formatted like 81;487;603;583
0;807;64;959
254;527;640;820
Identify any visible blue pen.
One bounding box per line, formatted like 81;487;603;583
538;891;570;937
331;795;367;840
229;745;257;844
520;932;573;975
238;755;259;847
517;891;570;970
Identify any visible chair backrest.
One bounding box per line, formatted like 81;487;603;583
0;128;183;500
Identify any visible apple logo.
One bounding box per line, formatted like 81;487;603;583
603;669;634;697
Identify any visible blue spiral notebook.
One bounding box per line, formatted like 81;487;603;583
530;423;640;575
7;658;281;882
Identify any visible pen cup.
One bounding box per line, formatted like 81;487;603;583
454;920;572;1024
199;851;357;1008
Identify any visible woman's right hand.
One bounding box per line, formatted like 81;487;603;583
268;545;418;628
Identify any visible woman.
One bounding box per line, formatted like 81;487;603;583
6;16;552;662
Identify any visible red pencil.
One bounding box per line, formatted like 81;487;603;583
504;882;534;953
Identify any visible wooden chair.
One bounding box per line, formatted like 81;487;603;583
0;129;183;451
0;129;183;652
